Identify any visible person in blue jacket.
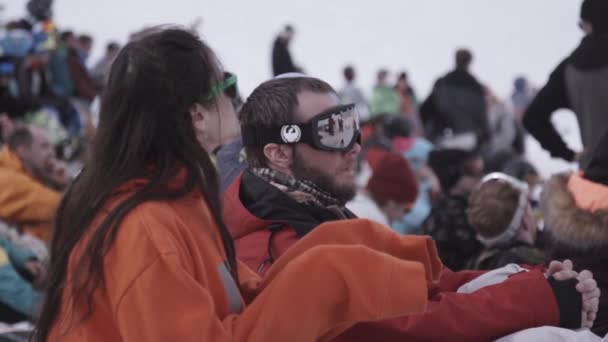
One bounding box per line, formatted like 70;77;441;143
0;237;43;323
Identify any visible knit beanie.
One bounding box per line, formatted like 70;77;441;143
367;153;419;205
581;0;608;34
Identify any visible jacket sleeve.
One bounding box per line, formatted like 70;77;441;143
0;247;41;317
0;170;61;224
115;246;429;342
420;86;438;129
523;59;575;162
432;267;487;293
420;80;447;140
337;269;564;342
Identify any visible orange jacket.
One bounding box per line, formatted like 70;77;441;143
49;173;439;342
0;147;61;240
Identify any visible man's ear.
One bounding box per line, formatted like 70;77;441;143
263;144;294;170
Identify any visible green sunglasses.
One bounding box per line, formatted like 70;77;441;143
206;72;238;100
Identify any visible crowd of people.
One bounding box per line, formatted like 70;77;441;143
0;0;606;341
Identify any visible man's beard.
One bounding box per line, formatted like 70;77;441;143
291;146;356;204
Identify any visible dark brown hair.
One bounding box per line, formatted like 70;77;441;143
34;28;238;340
239;77;334;168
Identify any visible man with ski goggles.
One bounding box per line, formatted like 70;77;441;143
224;75;598;342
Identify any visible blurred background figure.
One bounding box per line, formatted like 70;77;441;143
271;24;299;76
420;48;489;153
423;148;484;271
338;65;370;122
523;0;608;167
89;41;120;91
395;71;423;135
483;86;518;162
511;76;535;122
370;69;400;117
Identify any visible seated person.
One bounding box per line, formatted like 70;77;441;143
466;172;545;270
0;236;43;323
0;126;70;240
423;148;484;271
226;75;599;342
541;130;608;337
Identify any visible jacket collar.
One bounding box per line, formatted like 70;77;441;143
224;170;356;239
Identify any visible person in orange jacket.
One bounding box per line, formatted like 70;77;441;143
34;28;437;342
0;125;71;240
230;75;601;342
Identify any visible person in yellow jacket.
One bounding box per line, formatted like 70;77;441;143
0;125;70;241
34;28;436;342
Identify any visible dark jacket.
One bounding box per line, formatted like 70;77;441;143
223;170;582;342
523;34;608;166
420;69;489;147
422;194;483;271
271;37;297;76
67;48;97;102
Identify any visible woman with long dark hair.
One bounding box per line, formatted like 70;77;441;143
35;28;435;342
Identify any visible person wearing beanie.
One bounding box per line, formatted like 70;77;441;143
423;148;485;271
385;115;439;234
541;130;608;337
466;173;545;270
523;0;608;167
348;153;419;226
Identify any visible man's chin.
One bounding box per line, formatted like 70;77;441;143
334;182;357;203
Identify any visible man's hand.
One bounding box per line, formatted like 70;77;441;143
546;260;600;329
45;159;71;189
545;259;577;280
577;270;600;329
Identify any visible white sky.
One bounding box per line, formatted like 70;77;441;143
2;0;586;175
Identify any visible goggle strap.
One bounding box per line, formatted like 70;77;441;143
241;123;315;147
206;73;238;100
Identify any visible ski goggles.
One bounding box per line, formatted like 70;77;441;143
242;104;361;152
